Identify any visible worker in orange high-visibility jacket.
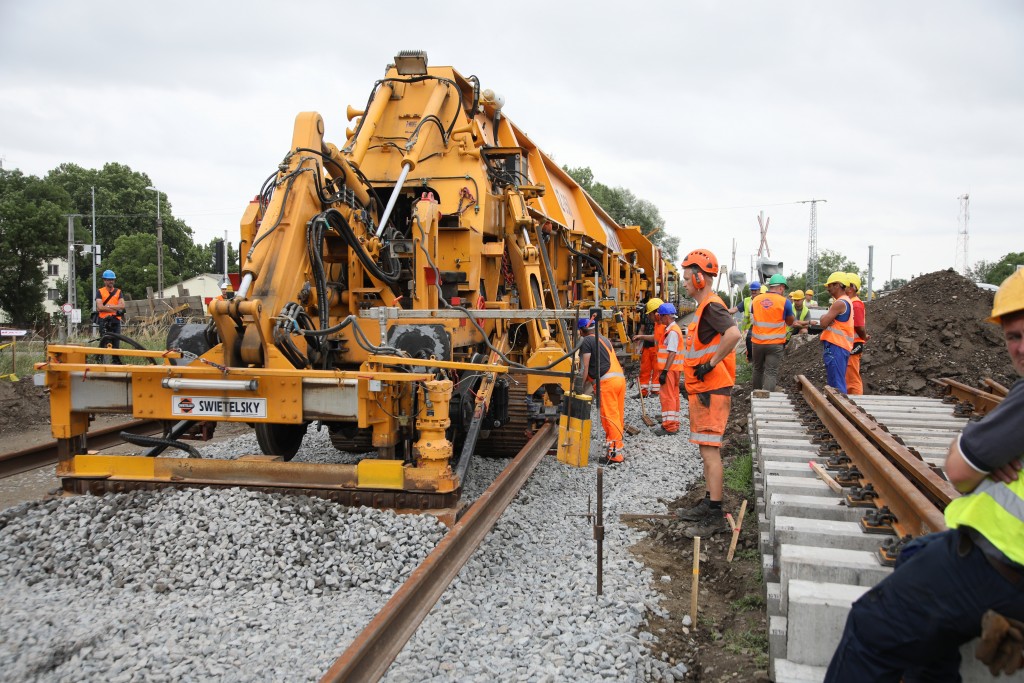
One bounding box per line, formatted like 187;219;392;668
653;302;685;436
675;249;742;539
631;297;664;398
819;271;856;394
578;318;627;464
750;273;795;392
843;273;869;395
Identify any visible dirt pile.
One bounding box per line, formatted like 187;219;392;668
779;269;1016;394
0;378;51;435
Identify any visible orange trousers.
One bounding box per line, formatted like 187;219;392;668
639;346;660;396
659;370;681;433
597;375;626;456
846;353;863;395
688;393;731;447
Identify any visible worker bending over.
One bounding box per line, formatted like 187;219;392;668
844;273;869;395
750;273;795;392
826;268;1024;681
675;249;741;538
577;318;626;465
632;297;664;398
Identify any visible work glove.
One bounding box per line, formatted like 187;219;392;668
851;341;864;355
977;610;1024;676
658;370;668;385
698;392;712;408
572;377;585;394
694;362;715;381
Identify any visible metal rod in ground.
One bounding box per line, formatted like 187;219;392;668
595;467;604;595
690;536;701;628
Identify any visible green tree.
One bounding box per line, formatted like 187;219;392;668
105;233;163;299
0;169;72;324
969;252;1024;285
563;165;669;252
883;277;909;291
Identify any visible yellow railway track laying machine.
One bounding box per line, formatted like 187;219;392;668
41;51;673;512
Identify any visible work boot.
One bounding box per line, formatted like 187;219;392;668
599;451;624;465
675;497;710;521
652;427;677;436
684;509;729;539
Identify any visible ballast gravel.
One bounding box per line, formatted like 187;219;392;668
0;393;706;682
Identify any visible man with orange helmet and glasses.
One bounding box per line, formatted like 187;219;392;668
675;249;741;538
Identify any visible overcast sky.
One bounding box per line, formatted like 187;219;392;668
2;1;1021;288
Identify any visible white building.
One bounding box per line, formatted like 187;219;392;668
162;273;229;304
42;258;68;315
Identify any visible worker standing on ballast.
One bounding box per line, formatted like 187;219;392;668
675;249;740;538
652;302;684;436
844;273;869;395
826;268;1024;681
578;318;626;465
818;272;855;394
750;273;795;392
95;269;126;365
632;297;664;399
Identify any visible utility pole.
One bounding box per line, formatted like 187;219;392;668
91;187;98;336
65;214;82;339
798;199;827;294
955;193;970;276
146;186;164;298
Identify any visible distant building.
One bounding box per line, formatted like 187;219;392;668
162;273;229;306
42;258;68;315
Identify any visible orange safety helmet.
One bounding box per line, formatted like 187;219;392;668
681;249;719;276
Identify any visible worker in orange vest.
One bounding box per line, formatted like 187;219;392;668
578;318;626;464
95;269;126;365
819;272;855;393
750;273;796;391
675;249;741;538
653;302;685;436
844;273;869;395
214;282;234;301
631;297;664;398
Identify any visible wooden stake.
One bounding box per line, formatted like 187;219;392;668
726;499;748;563
809;459;843;494
690;536;701;628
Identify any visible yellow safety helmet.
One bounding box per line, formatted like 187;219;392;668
846;273;861;291
790;290;805;301
645;297;665;314
825;271;849;287
805;289;814;298
988;269;1024;323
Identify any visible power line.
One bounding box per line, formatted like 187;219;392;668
663;200;808;214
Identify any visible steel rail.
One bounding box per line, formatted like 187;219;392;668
825;388;960;509
320;422;557;683
982;377;1009;398
0;419;166;479
797;376;946;538
934;377;1003;416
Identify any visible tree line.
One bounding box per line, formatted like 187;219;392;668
0;163;235;326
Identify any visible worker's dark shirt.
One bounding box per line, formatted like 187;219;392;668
959;379;1024;472
579;334;613;380
697;301;738;345
642;317;656;349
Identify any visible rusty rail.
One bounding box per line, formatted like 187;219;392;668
982;377;1009;397
934;377;1003;416
0;419;166;479
796;376;947;539
320;422;557;683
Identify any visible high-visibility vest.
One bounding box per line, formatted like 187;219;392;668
683;294;737;392
741;296;753;331
820;295;855;352
97;287;123;319
656;322;685;371
750;292;788;345
594;336;624;381
850;296;866;344
787;305;809;341
945;471;1024;566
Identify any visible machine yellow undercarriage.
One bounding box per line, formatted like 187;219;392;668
41;51;677;517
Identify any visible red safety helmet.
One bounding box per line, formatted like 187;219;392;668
681;249;719;276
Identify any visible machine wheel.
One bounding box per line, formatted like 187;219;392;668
476;373;531;458
328;425;375;454
255;422;307;461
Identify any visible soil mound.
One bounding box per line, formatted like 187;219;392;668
0;378;51;435
779;269;1016;394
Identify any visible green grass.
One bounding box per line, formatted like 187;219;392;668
0;324;174;379
734;351;753;385
723;627;770;667
730;594;766;612
724;449;755;499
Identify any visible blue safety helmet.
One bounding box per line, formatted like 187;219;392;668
101;269;116;279
577;317;595;330
749;281;761;290
657;302;677;316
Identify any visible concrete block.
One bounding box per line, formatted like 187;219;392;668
768;493;864;527
778;544;891;611
772;515;894;554
773;658;827;683
766;581;782;615
769;615;788;675
764;461;818;478
761;530;771;556
764;474;843;498
786;579;868;666
763;552;778;583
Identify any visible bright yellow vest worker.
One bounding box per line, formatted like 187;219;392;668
945;474;1024;566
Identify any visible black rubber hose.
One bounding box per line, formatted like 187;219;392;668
121;431;201;459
